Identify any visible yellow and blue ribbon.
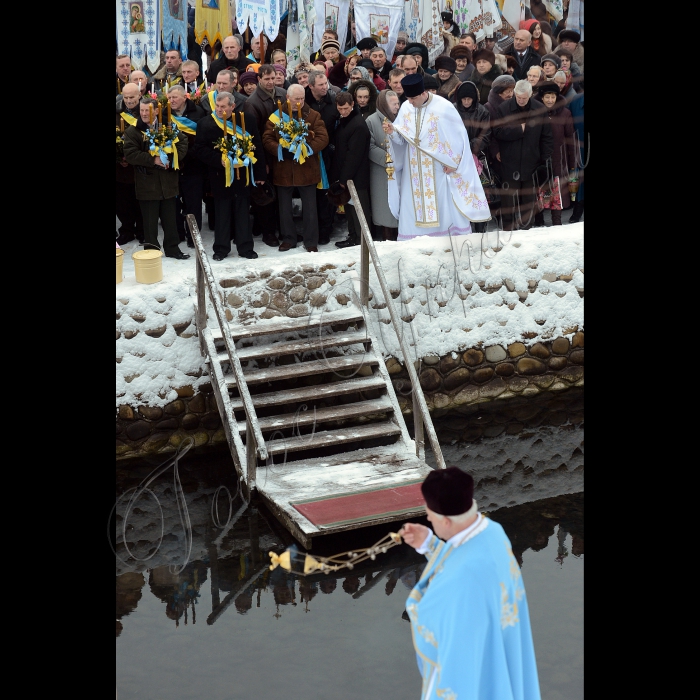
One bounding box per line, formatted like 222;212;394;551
171;114;198;135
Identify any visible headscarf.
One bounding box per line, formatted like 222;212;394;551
376;89;398;122
352;65;370;82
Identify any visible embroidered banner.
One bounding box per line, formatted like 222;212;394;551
400;0;441;65
453;0;501;41
117;0;161;72
195;0;231;49
161;0;189;55
286;0;315;74
501;0;523;33
543;0;563;23
312;0;351;55
236;0;281;42
354;0;404;64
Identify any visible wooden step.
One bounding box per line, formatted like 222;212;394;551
226;353;378;387
235;396;394;434
217;326;371;363
211;307;365;342
229;374;387;411
263;421;402;457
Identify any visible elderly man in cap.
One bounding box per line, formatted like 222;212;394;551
401;467;541;700
382;73;490;240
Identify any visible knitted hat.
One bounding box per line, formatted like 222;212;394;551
272;64;286;75
491;74;515;94
357;37;378;51
434;55;457;73
397;31;410;44
421;467;474;516
238;71;259;86
401;73;425;97
450;45;472;60
455;81;479;102
321;39;340;54
541;53;562;69
472;48;496;66
558;29;581;44
422;74;438;91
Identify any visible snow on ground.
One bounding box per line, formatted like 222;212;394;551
116;224;583;407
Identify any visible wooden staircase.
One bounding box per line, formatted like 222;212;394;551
187;193;444;548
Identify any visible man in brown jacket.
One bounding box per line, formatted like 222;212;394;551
262;84;329;252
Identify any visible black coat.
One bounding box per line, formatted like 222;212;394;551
206;54;255;85
193;109;266;199
492;97;554;182
471;65;503;104
175;100;207;175
455;100;491;156
305;87;339;171
328;107;370;190
504;46;541;82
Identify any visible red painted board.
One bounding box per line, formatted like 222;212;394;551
292;481;425;528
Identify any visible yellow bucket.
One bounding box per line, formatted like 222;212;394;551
133;249;163;284
116;247;125;284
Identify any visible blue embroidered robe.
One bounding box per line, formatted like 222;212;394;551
406;518;541;700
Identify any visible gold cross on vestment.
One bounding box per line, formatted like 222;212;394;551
425;188;435;199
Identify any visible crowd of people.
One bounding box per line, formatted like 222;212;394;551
116;11;584;260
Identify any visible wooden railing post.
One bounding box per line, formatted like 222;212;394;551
195;256;207;356
246;419;257;489
412;391;425;460
360;232;370;308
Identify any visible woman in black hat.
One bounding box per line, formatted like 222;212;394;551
532;81;577;225
441;11;461;55
434;56;461;99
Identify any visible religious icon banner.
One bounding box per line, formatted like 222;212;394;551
161;0;189;55
453;0;501;41
117;0;161;72
312;0;351;56
286;0;316;74
400;0;441;66
236;0;281;42
354;0;404;63
195;0;232;49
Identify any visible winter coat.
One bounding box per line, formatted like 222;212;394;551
533;93;576;208
151;65;183;91
365;110;398;228
456;65;476;82
441;29;459;56
327;56;350;89
193;108;266;199
262;104;329;187
305;87;339;174
491;97;553;182
245;85;288;133
471;64;503;104
554;43;584;74
116;103;140;184
503;46;541;82
123;118;188;200
328;106;370;190
484;90;510;177
348;79;378;119
436;73;461;100
206;54;255;85
455;95;491;156
173;99;207;175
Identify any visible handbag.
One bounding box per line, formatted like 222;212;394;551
478;153;501;209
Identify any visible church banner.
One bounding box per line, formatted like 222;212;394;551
117;0;161;72
236;0;282;41
195;0;232;49
161;0;189;55
312;0;350;55
401;0;441;65
286;0;316;74
454;0;501;41
354;0;404;63
501;0;523;34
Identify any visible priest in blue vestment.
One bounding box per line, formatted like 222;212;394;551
400;467;541;700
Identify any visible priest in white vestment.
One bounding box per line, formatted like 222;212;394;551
383;73;491;241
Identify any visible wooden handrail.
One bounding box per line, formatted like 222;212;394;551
186;215;268;478
346;181;446;469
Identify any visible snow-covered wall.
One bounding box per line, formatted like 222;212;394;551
116;226;584;459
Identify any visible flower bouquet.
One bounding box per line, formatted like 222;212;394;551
144;121;181;169
270;99;315;164
186;82;209;105
215;118;257;186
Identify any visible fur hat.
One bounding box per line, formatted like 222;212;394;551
357;37;378;51
421;467;474;516
401;73;425;97
440;11;453;22
558;29;581;44
472;49;496;66
450;45;472;60
541;53;562;69
321;39;340;54
538;81;560;97
434;55;457;73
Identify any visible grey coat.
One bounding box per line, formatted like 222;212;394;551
365;111;398;228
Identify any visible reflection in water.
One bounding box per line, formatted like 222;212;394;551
115;397;583;699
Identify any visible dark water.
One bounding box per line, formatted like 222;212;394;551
115;390;583;700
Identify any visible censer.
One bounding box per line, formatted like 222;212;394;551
568;170;580;201
269;531;404;575
383;119;395;180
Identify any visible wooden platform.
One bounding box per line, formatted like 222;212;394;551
255;445;432;548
